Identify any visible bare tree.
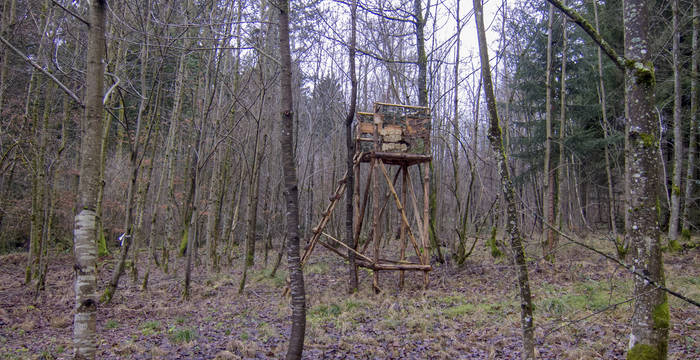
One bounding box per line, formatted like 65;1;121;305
683;0;699;238
473;0;535;358
73;1;106;357
543;3;556;260
592;0;619;242
278;0;305;358
345;0;359;293
668;0;683;243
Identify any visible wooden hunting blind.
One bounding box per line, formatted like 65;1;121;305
297;102;433;292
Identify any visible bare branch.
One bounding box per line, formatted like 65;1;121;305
103;72;120;105
51;0;89;26
0;34;84;107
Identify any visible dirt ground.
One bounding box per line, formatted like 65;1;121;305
1;237;698;359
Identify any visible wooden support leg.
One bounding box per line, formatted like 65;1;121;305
422;161;431;289
353;160;361;286
372;158;381;293
406;169;425;244
378;161;423;264
361;168;400;254
354;162;373;248
399;165;407;289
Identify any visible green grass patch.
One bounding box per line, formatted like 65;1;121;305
437;293;468;306
39;349;54;359
674;275;700;287
343;298;369;312
443;303;476;317
310;303;342;319
304;262;330;275
105;320;120;329
168;326;197;344
139;320;161;336
378;317;401;330
254;269;286;287
537;280;630;316
258;321;277;342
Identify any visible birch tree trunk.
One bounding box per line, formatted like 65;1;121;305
73;1;106;357
473;1;535;358
278;1;305;358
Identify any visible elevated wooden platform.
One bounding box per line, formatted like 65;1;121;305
293;102;433;294
355;102;431;156
358;151;431;166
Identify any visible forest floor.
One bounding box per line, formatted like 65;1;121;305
0;235;698;359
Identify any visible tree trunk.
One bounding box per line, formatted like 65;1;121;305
224;162;245;265
0;0;16;108
345;0;359;294
452;0;462;240
278;1;306;358
413;0;442;264
683;0;699;237
73;1;106;357
36;95;69;293
143;143;169;290
25;0;53;285
183;145;200;300
555;1;568;255
593;0;618;238
165;39;189;268
543;3;556;260
95;109;113;258
262;174;272;266
27;86;48;284
220;0;244;259
668;0;683;243
102;27;153;304
623;1;670;358
132;113;160;284
206;144;223;272
239;130;266;293
473;1;536;358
